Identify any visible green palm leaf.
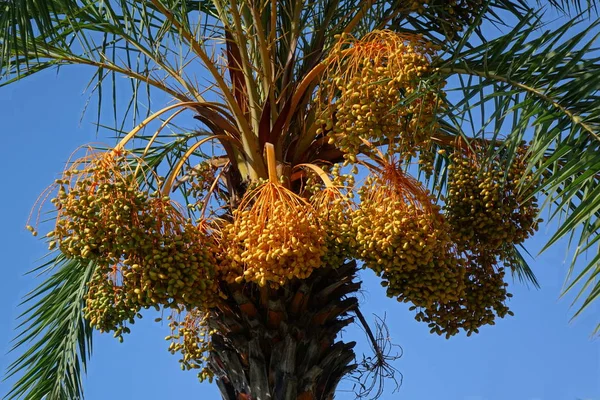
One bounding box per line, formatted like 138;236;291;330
545;0;599;13
432;11;600;332
3;0;600;399
4;255;97;400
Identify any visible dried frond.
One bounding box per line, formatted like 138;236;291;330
351;313;403;400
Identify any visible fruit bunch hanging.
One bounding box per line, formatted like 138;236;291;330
119;210;220;308
310;186;357;267
183;161;218;213
25;27;543;357
415;254;513;338
47;151;148;262
166;308;214;382
218;179;327;287
404;0;484;36
316;31;443;163
83;264;141;341
353;163;466;308
408;143;541;337
444;144;541;260
35;149;220;338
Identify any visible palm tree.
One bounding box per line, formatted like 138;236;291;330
3;0;600;399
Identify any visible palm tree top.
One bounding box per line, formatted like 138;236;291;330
3;1;600;399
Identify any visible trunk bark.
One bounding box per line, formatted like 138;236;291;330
208;260;360;400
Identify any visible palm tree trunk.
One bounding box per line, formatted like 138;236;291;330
208;260;360;400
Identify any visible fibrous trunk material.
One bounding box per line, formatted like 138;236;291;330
208;260;360;400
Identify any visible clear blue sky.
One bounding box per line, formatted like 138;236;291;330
1;10;600;400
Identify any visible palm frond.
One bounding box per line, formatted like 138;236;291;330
508;245;541;289
543;0;599;13
4;255;97;400
432;11;600;332
1;0;222;130
3;5;600;400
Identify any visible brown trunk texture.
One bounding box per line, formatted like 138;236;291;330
207;260;360;400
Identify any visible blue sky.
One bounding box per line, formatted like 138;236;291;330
1;10;600;400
